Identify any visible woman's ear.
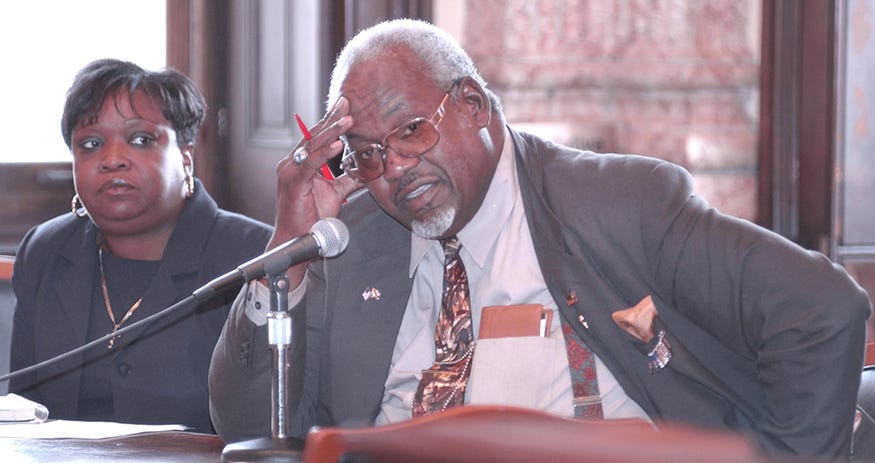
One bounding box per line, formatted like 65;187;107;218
457;77;492;128
182;146;195;175
181;146;196;198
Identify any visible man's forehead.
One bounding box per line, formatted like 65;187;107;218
341;90;410;145
342;65;437;113
356;87;411;122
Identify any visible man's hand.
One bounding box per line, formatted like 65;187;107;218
268;96;362;287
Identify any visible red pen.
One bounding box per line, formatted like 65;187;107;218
295;113;335;180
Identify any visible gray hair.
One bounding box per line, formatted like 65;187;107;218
327;19;501;111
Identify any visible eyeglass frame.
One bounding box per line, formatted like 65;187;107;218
340;82;458;182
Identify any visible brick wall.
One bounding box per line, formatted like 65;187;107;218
437;0;761;221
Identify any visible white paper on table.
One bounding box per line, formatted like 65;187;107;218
0;420;188;439
0;394;49;423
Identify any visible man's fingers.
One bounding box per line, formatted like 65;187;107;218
308;115;352;153
333;173;365;199
309;97;350;142
292;147;308;165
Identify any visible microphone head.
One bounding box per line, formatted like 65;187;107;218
310;217;349;258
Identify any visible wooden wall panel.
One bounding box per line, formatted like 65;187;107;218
224;0;322;223
0;163;74;254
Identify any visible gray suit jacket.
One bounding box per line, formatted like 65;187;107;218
11;181;272;433
210;129;870;458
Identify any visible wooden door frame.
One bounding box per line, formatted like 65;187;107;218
166;0;231;205
758;0;836;254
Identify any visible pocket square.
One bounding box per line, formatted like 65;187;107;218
612;295;672;373
611;295;657;343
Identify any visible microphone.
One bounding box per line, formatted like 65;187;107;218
193;217;349;300
0;218;349;385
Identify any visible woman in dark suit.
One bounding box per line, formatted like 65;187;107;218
9;59;272;433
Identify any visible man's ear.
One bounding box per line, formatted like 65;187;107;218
457;77;492;128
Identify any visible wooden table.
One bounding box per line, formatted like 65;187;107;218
0;431;225;463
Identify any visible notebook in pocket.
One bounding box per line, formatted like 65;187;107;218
479;304;552;339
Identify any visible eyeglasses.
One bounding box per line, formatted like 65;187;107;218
341;90;452;183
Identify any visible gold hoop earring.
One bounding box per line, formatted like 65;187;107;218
71;194;88;217
184;173;195;198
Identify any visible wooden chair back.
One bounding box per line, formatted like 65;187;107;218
0;255;13;280
301;405;762;463
854;362;875;460
0;254;14;394
865;342;875;367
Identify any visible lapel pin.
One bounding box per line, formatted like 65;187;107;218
362;287;382;301
566;291;578;306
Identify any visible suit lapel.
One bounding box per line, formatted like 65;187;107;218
511;128;660;416
54;221;99;348
325;198;414;425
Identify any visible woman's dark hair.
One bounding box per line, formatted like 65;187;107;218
61;58;206;148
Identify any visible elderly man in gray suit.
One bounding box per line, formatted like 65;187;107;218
209;19;871;460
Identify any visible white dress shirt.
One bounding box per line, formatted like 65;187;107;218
375;129;649;424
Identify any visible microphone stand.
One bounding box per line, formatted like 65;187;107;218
221;272;305;462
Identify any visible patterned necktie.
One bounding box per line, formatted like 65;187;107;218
561;317;604;419
413;237;475;417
